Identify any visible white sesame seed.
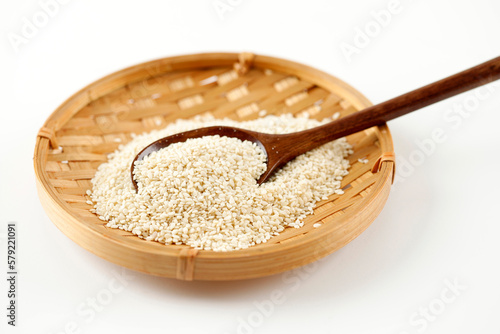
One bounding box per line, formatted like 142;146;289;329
89;114;352;251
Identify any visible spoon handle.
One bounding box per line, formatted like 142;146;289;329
288;56;500;154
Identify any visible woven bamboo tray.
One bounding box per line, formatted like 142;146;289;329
34;52;395;281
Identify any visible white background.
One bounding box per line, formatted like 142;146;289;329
1;0;500;333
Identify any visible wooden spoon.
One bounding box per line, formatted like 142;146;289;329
131;56;500;192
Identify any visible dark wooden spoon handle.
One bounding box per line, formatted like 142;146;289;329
280;56;500;157
131;56;500;187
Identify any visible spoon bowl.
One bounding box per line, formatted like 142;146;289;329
131;126;266;191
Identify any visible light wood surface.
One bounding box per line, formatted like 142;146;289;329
34;53;395;280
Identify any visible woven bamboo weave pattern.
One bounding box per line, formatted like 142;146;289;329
34;53;394;280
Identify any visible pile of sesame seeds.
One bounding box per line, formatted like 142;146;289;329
89;114;352;251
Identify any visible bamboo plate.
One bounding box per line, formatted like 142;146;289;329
34;52;395;281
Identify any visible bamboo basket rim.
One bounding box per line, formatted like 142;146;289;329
34;52;394;278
